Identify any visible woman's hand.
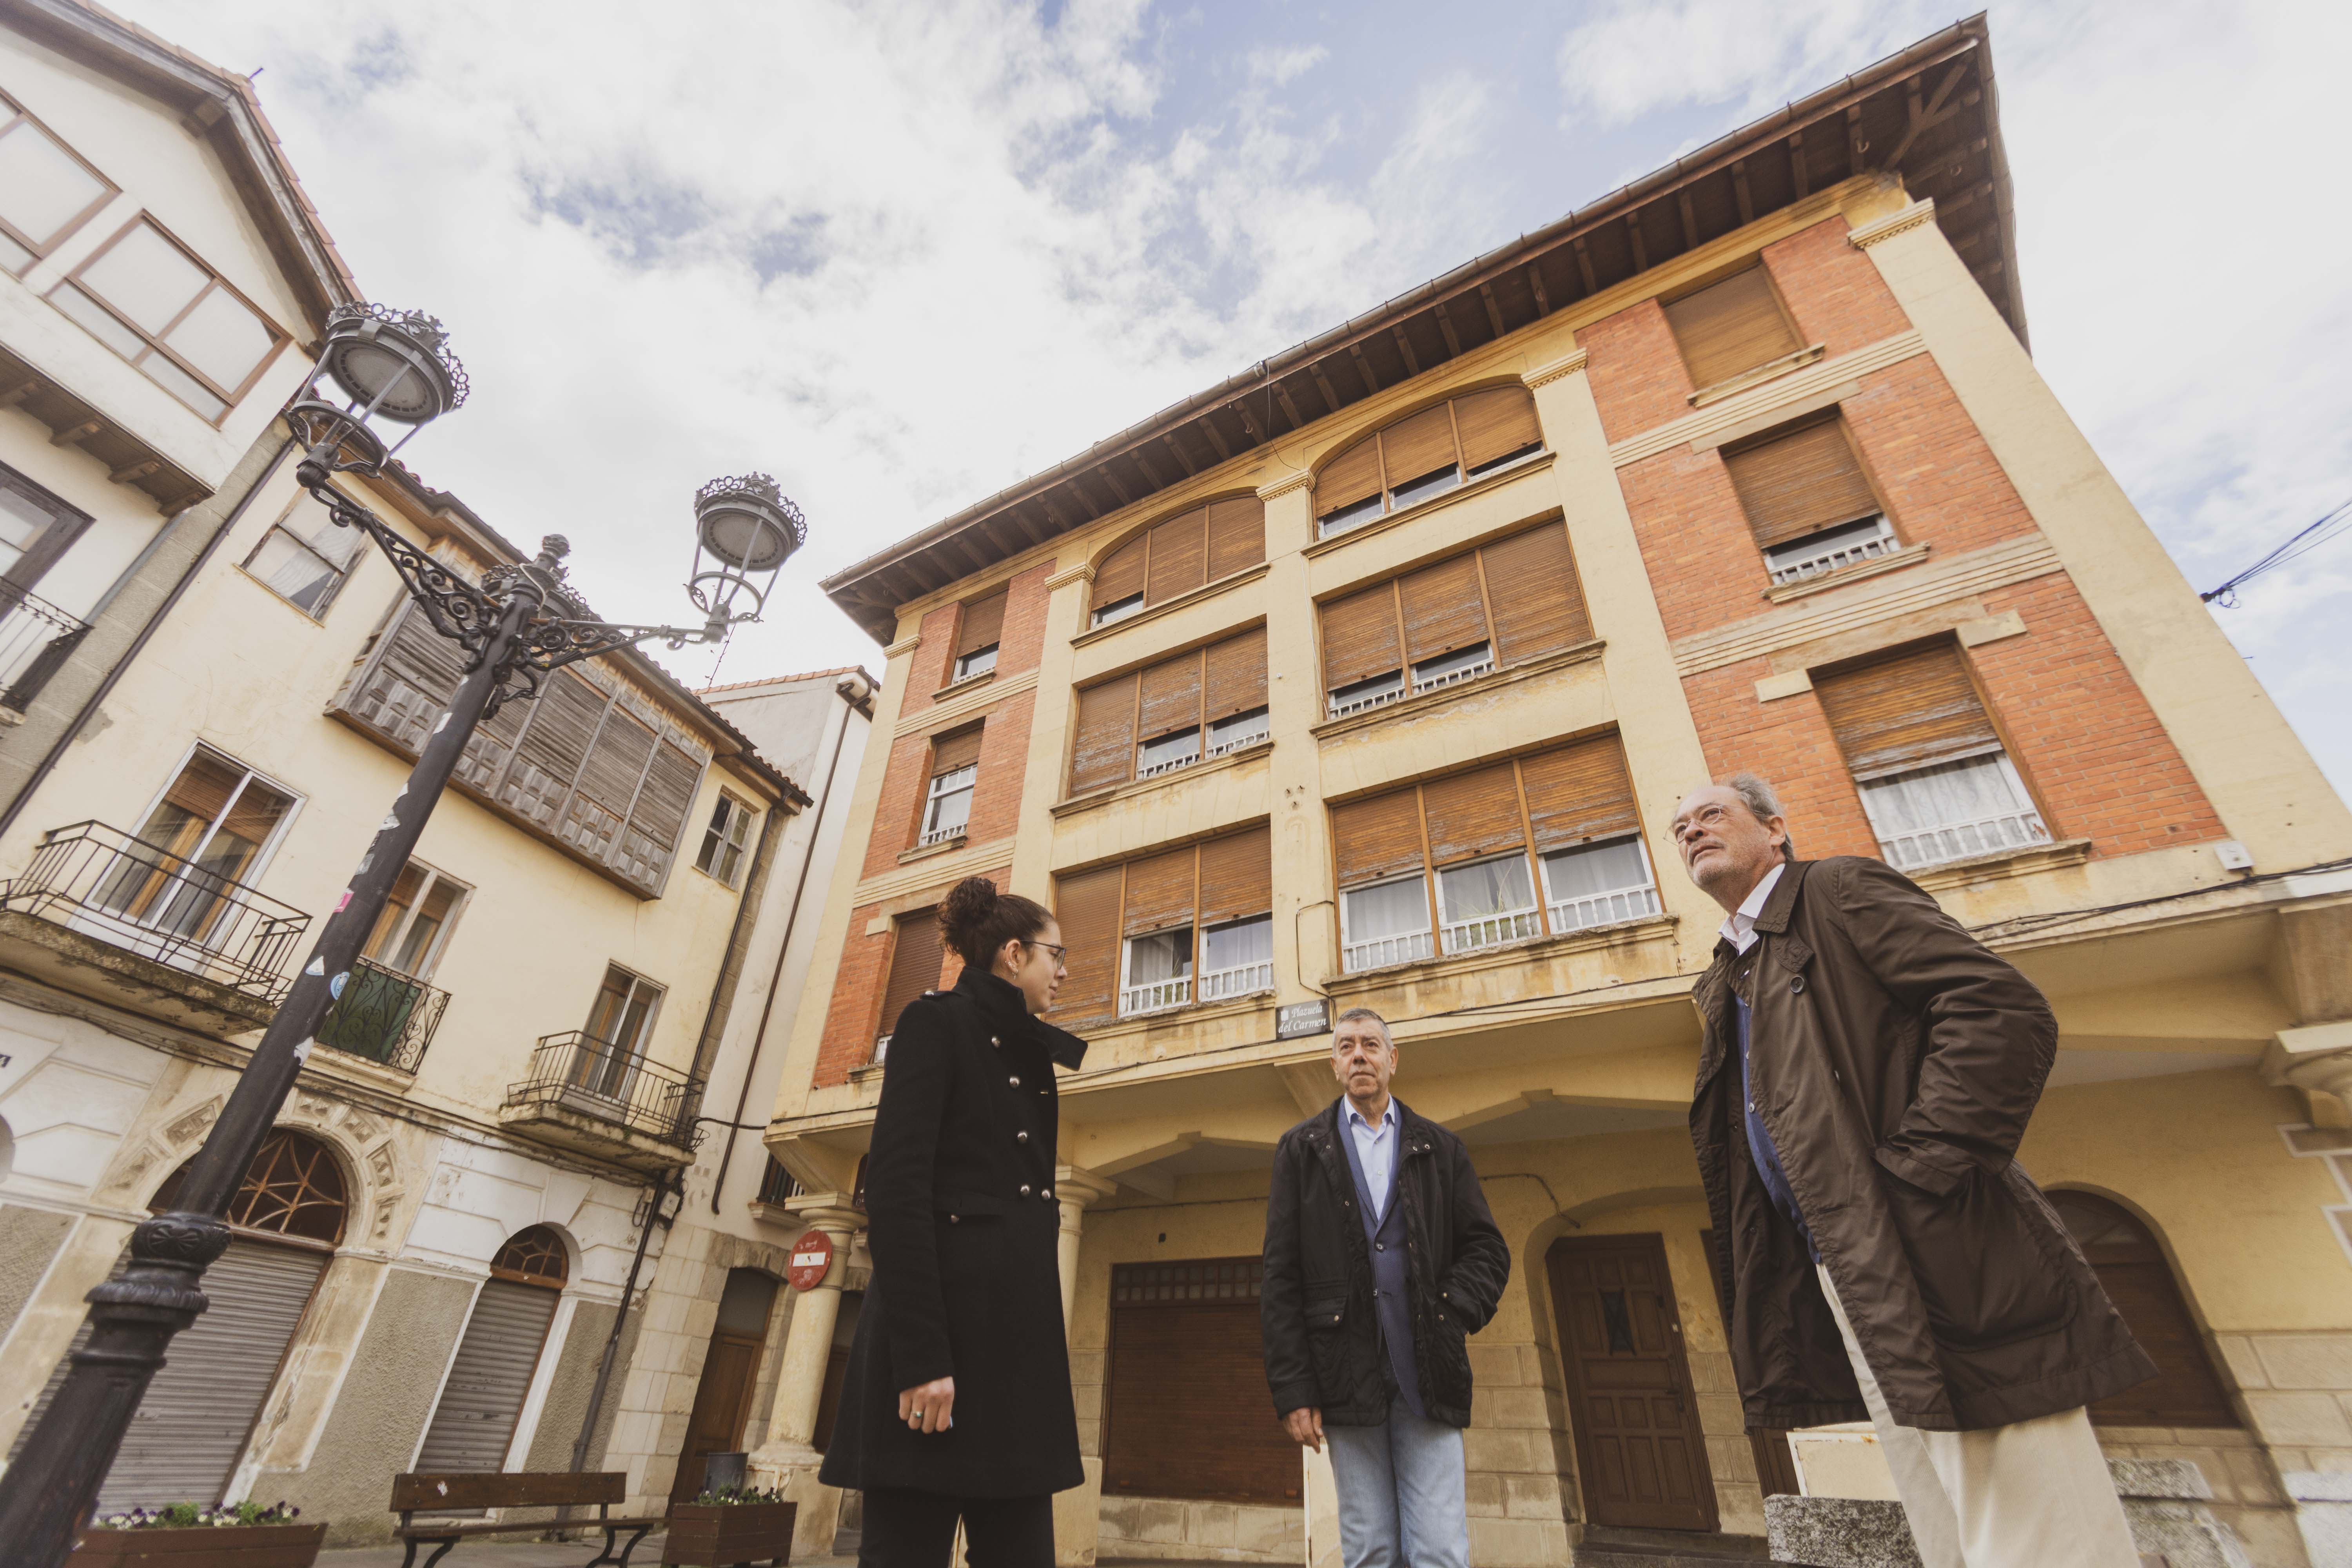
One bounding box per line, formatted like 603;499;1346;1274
898;1376;956;1434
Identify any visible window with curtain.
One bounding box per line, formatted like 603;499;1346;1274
1721;414;1898;586
952;590;1005;681
1813;641;2048;871
1330;735;1654;973
1314;387;1543;538
1068;626;1267;797
1661;267;1802;390
1051;827;1272;1025
242;490;367;618
1319;522;1590;720
1089;496;1265;628
51;216;286;421
695;793;756;886
918;726;982;846
874;908;945;1060
0;93;113;276
97;747;298;943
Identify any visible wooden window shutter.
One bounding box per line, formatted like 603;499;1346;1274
879;910;946;1040
1197;826;1271;927
1380;404;1458;487
614;738;705;890
1136;650;1205;742
1420;764;1525;866
1815;642;1999;780
1320;584;1403;691
1316;435;1382;519
1481;524;1592;665
566;701;657;860
1332;789;1426;887
1145;509;1208;605
344;600;468;753
1663;267;1801;388
1203;627;1267;721
929;724;984;777
1722;417;1880;549
1105;1260;1295;1506
1069;674;1139;795
1121;846;1197;937
1094;535;1147;608
1051;867;1124;1024
164;750;243;822
1398;555;1489;665
1520;735;1640;849
957;590;1007;654
499;669;609;830
1453;387;1541;470
1205;497;1265;580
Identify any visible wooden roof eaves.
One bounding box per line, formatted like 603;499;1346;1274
822;16;2011;639
0;0;362;332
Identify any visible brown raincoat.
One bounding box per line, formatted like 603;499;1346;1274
1691;856;2155;1432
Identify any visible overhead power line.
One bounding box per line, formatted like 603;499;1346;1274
2201;495;2352;606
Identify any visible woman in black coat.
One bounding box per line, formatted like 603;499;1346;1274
819;877;1088;1565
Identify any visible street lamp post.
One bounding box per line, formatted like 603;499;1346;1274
0;305;805;1567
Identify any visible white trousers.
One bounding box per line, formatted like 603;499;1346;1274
1816;1265;2141;1568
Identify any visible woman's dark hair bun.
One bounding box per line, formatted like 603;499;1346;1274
937;876;1053;967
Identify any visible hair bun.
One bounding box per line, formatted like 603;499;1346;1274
934;876;1055;969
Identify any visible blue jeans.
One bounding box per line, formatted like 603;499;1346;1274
1325;1397;1470;1568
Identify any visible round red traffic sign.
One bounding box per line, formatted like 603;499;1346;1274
787;1228;834;1292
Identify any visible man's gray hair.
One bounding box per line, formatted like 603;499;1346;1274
1334;1007;1392;1047
1724;771;1797;862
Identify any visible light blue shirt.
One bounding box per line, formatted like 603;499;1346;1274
1346;1099;1400;1222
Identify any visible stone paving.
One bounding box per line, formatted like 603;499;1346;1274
315;1541;858;1568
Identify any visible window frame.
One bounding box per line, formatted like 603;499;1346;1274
1207;706;1269;758
238;487;368;620
1760;513;1898;586
1314;388;1546;540
1338;871;1437;973
1432;849;1543;955
694;791;758;886
123;740;306;889
1089;592;1144;629
1855;750;2051;871
1659;263;1804;391
48;212;292;423
1537;832;1663;934
1136;726;1203;779
360;859;471;981
0;460;94;593
920;762;977;846
0;91;117;274
952;642;999;682
1118;923;1196;1018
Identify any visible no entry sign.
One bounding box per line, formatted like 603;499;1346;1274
788;1228;834;1292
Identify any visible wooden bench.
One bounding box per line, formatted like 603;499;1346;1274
391;1471;664;1568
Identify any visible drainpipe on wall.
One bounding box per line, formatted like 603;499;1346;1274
0;436;294;841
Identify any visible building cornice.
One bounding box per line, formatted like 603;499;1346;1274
1847;197;1938;250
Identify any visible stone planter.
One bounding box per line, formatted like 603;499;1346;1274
70;1523;328;1567
664;1501;797;1566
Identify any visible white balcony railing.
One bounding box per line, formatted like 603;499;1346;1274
1412;653;1494;696
1119;976;1192;1016
1341;929;1434;973
1441;907;1542;954
1328;686;1404;721
1878;808;2049;871
1764;516;1898;585
1548;882;1663;934
918;822;964;847
1137;750;1199;780
1197;960;1273;1002
1207;728;1269;759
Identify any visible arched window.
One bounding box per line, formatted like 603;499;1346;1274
1315;386;1542;539
2049;1191;2239;1428
415;1225;570;1476
15;1128;347;1512
1090;496;1264;628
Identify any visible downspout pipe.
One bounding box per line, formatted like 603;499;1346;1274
709;671;869;1211
0;436;294;841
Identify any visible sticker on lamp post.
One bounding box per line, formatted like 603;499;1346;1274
788;1229;835;1292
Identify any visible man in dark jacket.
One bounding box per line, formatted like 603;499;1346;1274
1673;773;2152;1568
1261;1007;1510;1568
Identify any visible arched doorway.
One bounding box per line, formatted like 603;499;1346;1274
2049;1191;2239;1428
11;1127;348;1511
670;1268;780;1503
415;1225;569;1475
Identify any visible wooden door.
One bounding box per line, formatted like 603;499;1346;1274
671;1331;764;1503
1548;1234;1717;1532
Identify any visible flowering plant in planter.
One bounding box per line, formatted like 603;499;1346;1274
686;1485;788;1506
90;1501;303;1529
668;1486;796;1566
74;1499;327;1566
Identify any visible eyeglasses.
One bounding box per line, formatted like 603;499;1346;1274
1025;941;1068;962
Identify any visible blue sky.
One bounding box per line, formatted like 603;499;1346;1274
114;0;2352;804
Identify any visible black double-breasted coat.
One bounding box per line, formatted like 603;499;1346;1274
817;966;1088;1499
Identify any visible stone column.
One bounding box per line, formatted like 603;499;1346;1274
746;1203;862;1558
1054;1165;1118;1327
1255;472;1336;1002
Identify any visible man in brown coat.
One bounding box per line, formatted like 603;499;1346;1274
1671;773;2154;1568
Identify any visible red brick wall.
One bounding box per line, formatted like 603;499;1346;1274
814;864;1011;1088
1579;296;1692;446
861;728;937;879
995;563;1053;679
1681;572;2225;864
966;689;1035;845
1760;216;1913;356
898;601;962;716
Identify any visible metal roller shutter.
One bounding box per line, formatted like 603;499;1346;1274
415;1278;560;1475
12;1239;328;1512
1104;1259;1297;1506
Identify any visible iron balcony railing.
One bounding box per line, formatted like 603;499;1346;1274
0;583;91;714
504;1030;704;1149
316;955;450;1073
0;821;310;999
